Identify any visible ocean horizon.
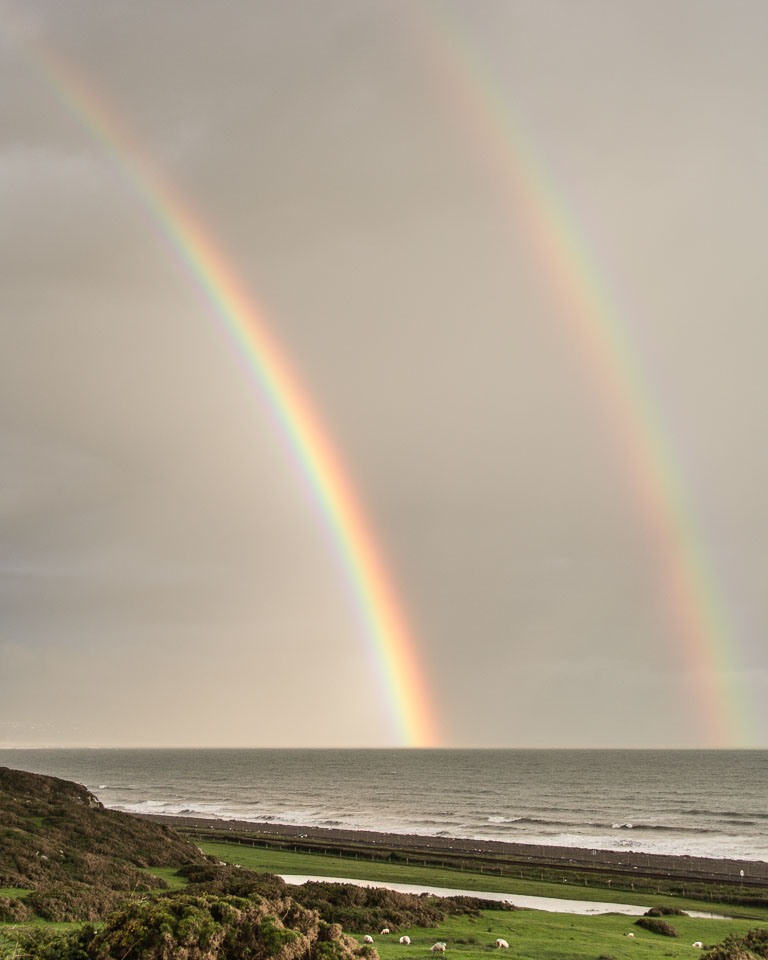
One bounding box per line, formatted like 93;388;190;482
2;748;766;863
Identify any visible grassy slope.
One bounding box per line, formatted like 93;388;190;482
367;910;764;960
0;766;205;899
188;842;768;959
3;837;767;959
138;866;190;890
198;842;768;921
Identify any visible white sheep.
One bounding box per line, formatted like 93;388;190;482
626;932;634;938
399;937;411;945
430;943;447;953
495;939;509;949
380;929;390;935
363;936;374;944
692;943;703;949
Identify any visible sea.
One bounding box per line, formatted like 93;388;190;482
1;749;766;863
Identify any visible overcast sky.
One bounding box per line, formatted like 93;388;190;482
2;0;767;749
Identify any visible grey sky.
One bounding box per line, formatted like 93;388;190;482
2;0;767;748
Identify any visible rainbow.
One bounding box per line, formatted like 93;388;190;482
406;9;748;747
13;30;438;747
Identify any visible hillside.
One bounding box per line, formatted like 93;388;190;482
0;765;207;920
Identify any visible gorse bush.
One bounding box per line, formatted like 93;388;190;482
25;881;145;922
7;923;99;960
0;894;31;923
634;917;680;937
0;766;206;922
171;869;514;934
176;863;288;901
257;880;514;933
12;892;382;960
703;927;768;959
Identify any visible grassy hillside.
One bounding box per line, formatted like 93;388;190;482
6;880;765;960
0;765;207;921
2;769;767;960
364;907;768;960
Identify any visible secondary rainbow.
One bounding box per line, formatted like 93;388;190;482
17;35;438;747
407;10;747;746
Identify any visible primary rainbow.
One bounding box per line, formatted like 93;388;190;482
408;10;748;747
18;35;438;747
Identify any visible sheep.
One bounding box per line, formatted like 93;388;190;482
692;943;703;949
626;932;635;938
399;937;411;945
495;939;509;949
380;929;390;935
430;943;447;952
363;936;374;944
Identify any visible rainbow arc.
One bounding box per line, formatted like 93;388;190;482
9;6;750;747
18;35;438;748
407;7;747;746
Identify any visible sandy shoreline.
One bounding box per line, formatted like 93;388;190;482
140;813;768;885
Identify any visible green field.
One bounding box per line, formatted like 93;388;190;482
3;842;767;959
197;841;768;920
350;909;761;960
179;841;768;960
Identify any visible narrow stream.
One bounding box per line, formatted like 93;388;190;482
279;875;727;919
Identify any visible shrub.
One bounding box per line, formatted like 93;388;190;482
634;917;680;937
0;765;206;921
10;893;383;960
11;924;98;960
25;881;126;921
288;881;514;932
177;863;288;901
703;927;768;959
644;905;688;917
0;894;31;922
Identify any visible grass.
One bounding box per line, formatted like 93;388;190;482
198;841;768;921
2;843;767;959
0;922;85;960
138;866;189;891
358;909;765;960
0;890;30;900
184;826;767;908
0;911;756;960
22;818;46;829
